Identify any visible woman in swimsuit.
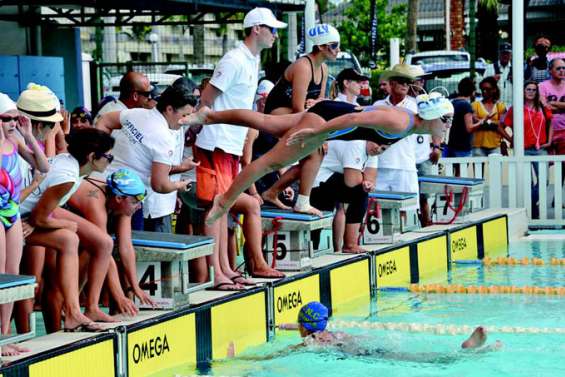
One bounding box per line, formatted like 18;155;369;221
181;92;454;225
259;24;340;214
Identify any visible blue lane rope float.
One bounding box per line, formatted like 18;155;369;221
377;287;410;292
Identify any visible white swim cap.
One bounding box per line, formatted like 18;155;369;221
307;24;340;46
416;92;454;120
0;93;16;115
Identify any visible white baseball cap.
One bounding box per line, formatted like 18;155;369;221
243;8;287;29
307;24;340;46
0;93;17;114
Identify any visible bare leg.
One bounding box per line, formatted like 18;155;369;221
15;245;45;333
342;223;367;253
262;165;300;210
42;250;63;333
294;149;324;216
186;107;305;138
231;194;284;278
333;205;345;252
206;113;328;225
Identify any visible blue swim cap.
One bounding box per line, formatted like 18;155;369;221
297;302;329;332
106;168;146;201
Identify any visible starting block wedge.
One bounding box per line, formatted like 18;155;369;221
131;231;214;309
418;175;484;223
0;274;36;355
362;191;419;244
261;208;334;271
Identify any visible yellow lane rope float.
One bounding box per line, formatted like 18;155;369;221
454;256;565;266
401;284;565;295
327;320;565;335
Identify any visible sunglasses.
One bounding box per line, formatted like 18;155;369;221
98;152;114;163
328;42;340;50
554;66;565;71
136;90;152;98
109;176;147;202
440;115;453;125
71;112;91;120
0;116;18;122
260;25;277;35
393;78;413;85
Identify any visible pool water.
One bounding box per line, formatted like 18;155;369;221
177;237;565;377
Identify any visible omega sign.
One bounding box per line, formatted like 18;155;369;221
277;291;303;313
451;237;467;253
132;335;170;364
378;259;397;277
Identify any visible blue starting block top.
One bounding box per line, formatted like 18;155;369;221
418;175;483;186
0;274;35;289
261;207;333;221
369;191;417;200
131;231;214;249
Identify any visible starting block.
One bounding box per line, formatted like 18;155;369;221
419;175;484;223
0;274;36;356
361;191;419;244
131;231;214;309
261;208;334;271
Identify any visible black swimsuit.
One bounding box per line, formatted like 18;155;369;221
264;56;324;114
306;100;415;146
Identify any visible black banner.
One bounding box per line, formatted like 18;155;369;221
369;0;378;68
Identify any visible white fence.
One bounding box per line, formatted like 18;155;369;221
435;155;565;227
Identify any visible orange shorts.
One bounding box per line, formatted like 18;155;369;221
195;147;240;205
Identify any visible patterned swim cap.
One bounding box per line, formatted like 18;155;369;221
298;302;329;332
307;24;340;46
106;168;146;201
416;92;454;120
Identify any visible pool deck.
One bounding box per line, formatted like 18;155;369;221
0;208;526;377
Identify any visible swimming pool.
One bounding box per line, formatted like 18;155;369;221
178;236;565;377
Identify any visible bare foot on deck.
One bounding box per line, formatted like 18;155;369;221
261;190;291;210
10;343;30;353
2;344;22;356
84;308;119;323
180;106;212;126
461;326;487;349
342;245;368;254
250;265;285;279
205;194;229;225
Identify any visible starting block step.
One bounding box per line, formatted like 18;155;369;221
0;274;36;350
261;207;334;271
362;191;419;245
131;232;214;309
418;175;484;223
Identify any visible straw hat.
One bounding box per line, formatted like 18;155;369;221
380;64;418;81
17;87;63;123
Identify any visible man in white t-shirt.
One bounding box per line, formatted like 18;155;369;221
94;71;153;123
96;85;197;232
311;140;380;253
193;8;287;289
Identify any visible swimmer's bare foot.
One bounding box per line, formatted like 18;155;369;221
10;343;30;353
461;326;487;349
293;204;323;217
84;308;118;323
205;194;229;225
342;245;368;254
261;190;291;210
286;128;317;147
180;106;212;126
2;344;22;356
250;265;285;279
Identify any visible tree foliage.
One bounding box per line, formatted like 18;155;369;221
337;0;407;67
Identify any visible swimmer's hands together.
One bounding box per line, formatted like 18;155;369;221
179;106;212;126
115;295;139;317
133;286;157;309
286;128;317;147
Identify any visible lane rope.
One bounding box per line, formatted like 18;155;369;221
377;284;565;295
453;256;565;266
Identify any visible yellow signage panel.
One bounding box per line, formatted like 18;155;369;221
450;226;478;261
375;247;411;287
417;236;448;281
273;275;320;329
127;313;196;377
211;292;267;359
29;339;114;377
330;259;370;314
483;217;508;256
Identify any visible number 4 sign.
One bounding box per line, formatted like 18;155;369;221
137;262;162;298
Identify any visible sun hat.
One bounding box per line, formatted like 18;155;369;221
17;85;63;123
416;92;454;120
0;93;17;115
307;24;340;46
243;7;287;29
255;79;275;103
380;64;418;81
106;168;147;202
297;302;329;332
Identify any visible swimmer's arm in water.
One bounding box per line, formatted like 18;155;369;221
277;323;299;331
225;340;303;361
286;108;409;146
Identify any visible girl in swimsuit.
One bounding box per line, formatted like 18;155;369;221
0;93;49;356
181;93;454;225
259;24;340;214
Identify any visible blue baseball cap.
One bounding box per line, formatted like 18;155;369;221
297;302;329;332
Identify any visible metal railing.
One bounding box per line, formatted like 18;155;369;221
435;155;565;227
